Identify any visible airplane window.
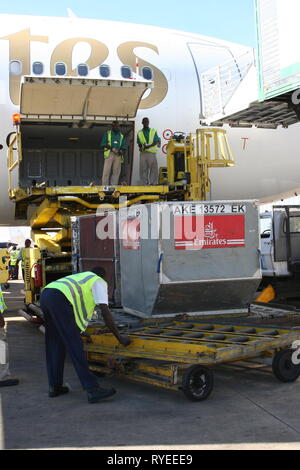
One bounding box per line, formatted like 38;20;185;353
77;64;89;77
9;61;22;75
32;62;44;75
99;64;110;78
142;67;153;80
55;63;66;76
121;65;132;79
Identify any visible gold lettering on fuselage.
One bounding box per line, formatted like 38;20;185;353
1;30;168;109
1;29;48;105
117;41;168;109
50;38;109;76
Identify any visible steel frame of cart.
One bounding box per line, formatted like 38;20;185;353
83;319;300;401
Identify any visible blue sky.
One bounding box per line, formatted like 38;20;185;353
0;0;257;46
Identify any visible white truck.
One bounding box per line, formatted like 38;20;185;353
260;206;300;300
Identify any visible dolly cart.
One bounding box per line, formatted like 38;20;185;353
83;318;300;401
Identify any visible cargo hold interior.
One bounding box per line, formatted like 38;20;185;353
19;121;135;188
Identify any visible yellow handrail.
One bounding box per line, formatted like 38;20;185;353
8;132;22;197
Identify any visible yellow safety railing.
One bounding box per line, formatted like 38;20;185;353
190;128;235;167
167;128;235;201
7;131;23;198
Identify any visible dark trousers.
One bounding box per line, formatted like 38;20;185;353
9;265;18;280
12;265;18;280
40;289;99;391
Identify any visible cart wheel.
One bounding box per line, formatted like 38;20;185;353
272;349;300;383
182;365;214;401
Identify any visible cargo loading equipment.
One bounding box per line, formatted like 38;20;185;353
6;75;235;314
84;318;300;401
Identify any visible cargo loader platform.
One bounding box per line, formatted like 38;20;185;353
84;318;300;401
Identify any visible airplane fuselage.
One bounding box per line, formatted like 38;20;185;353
0;14;299;226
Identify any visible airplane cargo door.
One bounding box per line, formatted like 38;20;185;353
17;76;152;188
187;42;253;117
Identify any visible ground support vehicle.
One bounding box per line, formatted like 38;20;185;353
83;317;300;401
258;205;300;306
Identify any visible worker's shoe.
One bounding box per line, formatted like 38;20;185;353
49;385;69;398
87;386;116;403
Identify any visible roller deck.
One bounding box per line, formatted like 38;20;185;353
84;318;300;401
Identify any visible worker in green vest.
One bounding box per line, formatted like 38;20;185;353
9;246;19;280
17;239;32;279
100;121;127;185
40;266;131;403
137;117;161;185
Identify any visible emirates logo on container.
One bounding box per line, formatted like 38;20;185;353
174;215;245;250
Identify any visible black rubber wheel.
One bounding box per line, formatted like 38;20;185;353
181;365;214;401
272;349;300;383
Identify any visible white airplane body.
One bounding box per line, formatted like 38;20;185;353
0;13;299;226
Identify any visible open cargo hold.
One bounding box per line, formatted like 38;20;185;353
9;76;153;193
19;121;134;187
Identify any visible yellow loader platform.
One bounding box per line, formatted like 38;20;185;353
84;318;300;401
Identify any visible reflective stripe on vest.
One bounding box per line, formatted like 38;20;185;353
138;129;158;154
0;291;7;314
45;272;106;331
104;131;124;159
10;251;19;266
20;248;26;268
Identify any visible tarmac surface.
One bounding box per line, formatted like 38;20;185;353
2;281;300;450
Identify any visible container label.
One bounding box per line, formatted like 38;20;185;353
172;204;246;216
174;215;245;250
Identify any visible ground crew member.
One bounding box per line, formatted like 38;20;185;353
0;285;19;387
9;246;19;280
101;121;127;185
18;239;32;280
137;117;161;185
40;267;131;403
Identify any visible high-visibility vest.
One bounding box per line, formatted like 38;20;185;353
20;247;27;268
104;131;124;160
0;288;7;314
138;129;159;154
44;272;106;331
10;250;19;266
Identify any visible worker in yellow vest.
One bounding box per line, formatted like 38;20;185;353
40;266;131;403
17;239;32;280
0;285;19;387
137;117;161;185
9;246;19;280
100;121;127;185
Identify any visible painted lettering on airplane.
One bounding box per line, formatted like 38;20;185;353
2;29;48;105
117;42;168;109
50;38;109;77
0;29;169;109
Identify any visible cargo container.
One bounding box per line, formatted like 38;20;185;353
72;212;121;306
73;200;261;318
